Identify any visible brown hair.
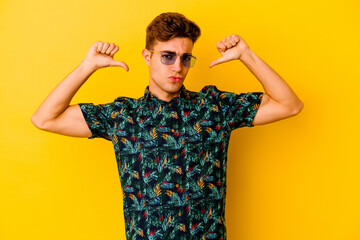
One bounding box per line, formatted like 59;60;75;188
146;12;201;50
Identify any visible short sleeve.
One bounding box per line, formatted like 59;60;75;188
212;86;264;131
78;102;118;140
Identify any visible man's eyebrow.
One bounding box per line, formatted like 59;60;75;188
160;50;175;53
160;50;192;54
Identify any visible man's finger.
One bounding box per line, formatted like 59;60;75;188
232;34;240;42
222;38;233;48
110;45;119;57
209;56;227;68
106;43;116;55
217;41;226;53
110;60;129;71
227;36;237;46
101;42;110;53
96;42;104;53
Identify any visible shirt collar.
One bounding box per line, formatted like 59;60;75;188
143;85;188;101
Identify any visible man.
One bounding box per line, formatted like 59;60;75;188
32;12;303;240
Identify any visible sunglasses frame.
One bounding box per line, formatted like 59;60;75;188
148;50;197;68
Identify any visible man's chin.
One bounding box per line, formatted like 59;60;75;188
165;81;183;92
149;80;184;97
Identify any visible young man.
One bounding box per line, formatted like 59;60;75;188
32;12;303;240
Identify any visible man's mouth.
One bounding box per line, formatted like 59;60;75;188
169;76;182;82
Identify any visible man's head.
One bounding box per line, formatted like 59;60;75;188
142;12;201;102
145;12;201;50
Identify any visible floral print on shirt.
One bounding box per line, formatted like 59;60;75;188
79;85;263;240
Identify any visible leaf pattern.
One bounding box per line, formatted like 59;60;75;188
79;85;263;239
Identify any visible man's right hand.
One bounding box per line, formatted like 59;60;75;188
82;41;129;71
32;41;130;138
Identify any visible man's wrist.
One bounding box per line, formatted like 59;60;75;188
79;60;99;73
239;48;255;63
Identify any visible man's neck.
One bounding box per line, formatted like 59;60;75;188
150;90;180;102
148;84;182;102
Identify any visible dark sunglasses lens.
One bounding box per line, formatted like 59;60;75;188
160;52;195;67
161;52;176;65
181;54;193;67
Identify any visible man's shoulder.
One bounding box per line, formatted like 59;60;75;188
196;85;225;98
200;85;218;91
87;96;138;112
112;96;139;105
186;85;220;95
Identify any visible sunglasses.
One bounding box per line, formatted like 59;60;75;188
148;50;197;68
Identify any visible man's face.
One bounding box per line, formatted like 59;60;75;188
143;37;194;101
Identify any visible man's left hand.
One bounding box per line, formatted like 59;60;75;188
209;34;250;68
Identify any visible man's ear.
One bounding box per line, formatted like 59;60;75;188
142;49;151;66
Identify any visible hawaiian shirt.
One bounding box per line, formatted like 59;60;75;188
79;85;263;240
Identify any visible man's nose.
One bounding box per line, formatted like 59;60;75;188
172;55;182;72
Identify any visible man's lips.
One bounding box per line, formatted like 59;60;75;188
169;76;182;82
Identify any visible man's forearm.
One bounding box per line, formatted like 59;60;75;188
240;49;303;111
31;61;96;127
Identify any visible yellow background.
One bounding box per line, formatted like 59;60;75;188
1;0;359;239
